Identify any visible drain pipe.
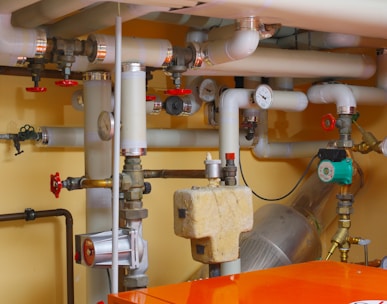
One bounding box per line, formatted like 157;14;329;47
0;208;74;304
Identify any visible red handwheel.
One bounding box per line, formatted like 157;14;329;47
55;80;78;87
50;172;63;198
321;113;336;131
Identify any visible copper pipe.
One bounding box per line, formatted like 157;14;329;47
80;178;112;188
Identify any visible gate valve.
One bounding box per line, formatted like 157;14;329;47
55;79;78;87
164;88;192;96
50;172;63;198
26;86;47;92
321;113;336;131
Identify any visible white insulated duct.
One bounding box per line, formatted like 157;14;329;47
307;84;387;112
0;0;37;13
83;71;113;304
186;47;376;79
276;31;387;50
46;3;169;39
202;17;260;65
0;14;46;65
175;0;387;40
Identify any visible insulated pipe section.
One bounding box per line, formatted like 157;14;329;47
40;127;84;147
88;34;172;68
219;88;257;168
121;62;147;156
202;17;260;65
0;14;46;65
186;48;376;79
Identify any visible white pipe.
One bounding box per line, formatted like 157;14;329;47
121;62;147;156
176;0;387;39
87;34;172;68
39;128;253;149
112;14;122;297
0;14;46;62
83;71;113;304
348;86;387;105
307;84;357;114
185;47;376;79
253;110;330;159
260;90;308;112
219;88;257;168
277;31;387;50
47;3;169;38
202;17;260;65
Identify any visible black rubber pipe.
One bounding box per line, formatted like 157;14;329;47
0;208;74;304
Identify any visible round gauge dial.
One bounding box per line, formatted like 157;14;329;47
199;78;217;102
318;160;335;182
97;111;114;141
254;84;273;109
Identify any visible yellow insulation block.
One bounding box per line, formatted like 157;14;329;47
174;185;253;263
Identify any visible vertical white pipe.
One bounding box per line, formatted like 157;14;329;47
219;88;257;167
83;71;112;304
112;14;122;296
121;63;147;156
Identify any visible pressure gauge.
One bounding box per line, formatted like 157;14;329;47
199;78;217;102
97;111;114;141
254;84;273;109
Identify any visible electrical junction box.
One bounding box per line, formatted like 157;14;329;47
174;185;253;264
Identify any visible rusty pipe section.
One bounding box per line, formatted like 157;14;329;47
0;208;74;304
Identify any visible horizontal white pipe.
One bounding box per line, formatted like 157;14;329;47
307;84;356;114
0;14;46;60
277;31;387;50
47;3;169;38
39;128;252;149
177;0;387;39
185;47;376;79
348;86;387;105
203;17;259;65
263;90;308;112
90;34;172;68
253;138;330;159
377;51;387;91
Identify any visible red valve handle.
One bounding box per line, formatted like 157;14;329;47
50;172;62;198
55;80;78;87
146;95;157;101
164;88;192;95
26;87;47;92
321;113;336;131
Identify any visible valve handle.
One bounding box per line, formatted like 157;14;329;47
55;80;78;87
164;88;192;96
50;172;62;198
321;113;336;131
26;87;47;93
146;95;157;101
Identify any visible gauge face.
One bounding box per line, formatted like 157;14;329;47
199;78;217;102
254;84;273;109
97;111;114;141
318;160;335;182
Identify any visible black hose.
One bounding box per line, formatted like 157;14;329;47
0;208;74;304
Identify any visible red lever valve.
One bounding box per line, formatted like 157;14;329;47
321;113;336;131
26;87;47;93
164;88;192;96
55;80;78;87
50;172;62;198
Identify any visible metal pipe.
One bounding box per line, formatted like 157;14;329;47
0;208;74;304
143;169;205;179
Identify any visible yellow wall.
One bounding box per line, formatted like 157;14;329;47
1;18;387;304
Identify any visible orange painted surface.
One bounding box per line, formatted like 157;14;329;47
109;261;387;304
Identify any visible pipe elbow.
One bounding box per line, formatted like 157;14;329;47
307;84;356;114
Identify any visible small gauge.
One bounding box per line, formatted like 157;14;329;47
97;111;114;141
318;160;335;183
254;84;273;109
199;78;217;102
